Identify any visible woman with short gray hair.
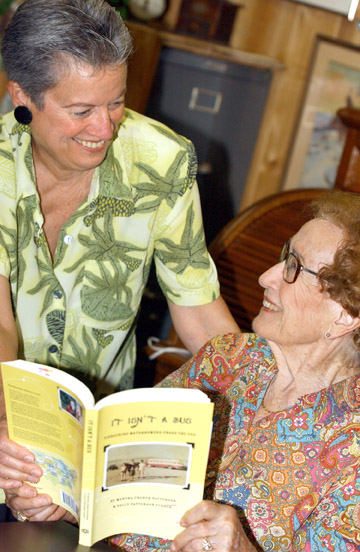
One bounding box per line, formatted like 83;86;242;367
1;0;133;108
0;0;239;526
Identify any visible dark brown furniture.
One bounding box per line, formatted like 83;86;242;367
151;188;326;384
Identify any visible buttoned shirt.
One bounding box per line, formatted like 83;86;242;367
0;108;219;396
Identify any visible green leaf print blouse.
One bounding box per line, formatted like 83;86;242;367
0;108;219;397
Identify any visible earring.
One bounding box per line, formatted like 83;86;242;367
325;332;331;338
14;105;33;125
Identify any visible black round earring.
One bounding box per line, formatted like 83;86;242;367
14;105;33;125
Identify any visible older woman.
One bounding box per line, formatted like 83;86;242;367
6;188;360;547
0;0;239;519
106;190;360;551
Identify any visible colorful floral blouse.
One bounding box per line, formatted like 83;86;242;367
109;333;360;551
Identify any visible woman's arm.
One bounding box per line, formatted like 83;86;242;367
168;296;240;355
0;275;42;491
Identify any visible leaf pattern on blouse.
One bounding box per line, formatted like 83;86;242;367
81;261;134;323
27;257;61;316
65;210;145;273
60;327;103;385
155;204;210;274
132;150;189;212
0;108;219;395
46;309;66;347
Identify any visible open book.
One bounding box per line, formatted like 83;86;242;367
1;360;214;546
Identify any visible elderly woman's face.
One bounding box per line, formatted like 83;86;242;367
28;61;127;174
252;218;345;347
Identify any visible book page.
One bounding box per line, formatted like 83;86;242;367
1;360;95;521
79;389;213;546
95;387;211;408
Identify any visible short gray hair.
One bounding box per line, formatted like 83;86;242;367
1;0;133;108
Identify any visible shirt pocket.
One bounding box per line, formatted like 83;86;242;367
80;259;144;331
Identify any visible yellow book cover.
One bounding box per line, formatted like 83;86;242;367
1;360;214;547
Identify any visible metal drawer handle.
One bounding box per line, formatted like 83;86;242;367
188;87;223;114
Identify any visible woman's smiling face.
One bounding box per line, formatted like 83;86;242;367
252;218;345;347
26;60;127;175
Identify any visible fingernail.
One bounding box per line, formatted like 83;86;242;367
11;481;22;488
24;455;34;463
27;476;39;483
39;497;51;506
31;469;41;477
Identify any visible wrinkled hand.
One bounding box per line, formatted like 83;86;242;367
5;484;77;523
0;422;42;490
170;500;257;552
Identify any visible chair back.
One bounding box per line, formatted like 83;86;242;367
210;188;326;330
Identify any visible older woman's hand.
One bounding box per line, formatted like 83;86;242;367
170;500;257;552
5;484;77;523
0;423;42;490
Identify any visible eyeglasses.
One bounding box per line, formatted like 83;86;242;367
279;241;319;284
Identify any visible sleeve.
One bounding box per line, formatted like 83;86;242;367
107;533;171;551
153;140;220;306
157;332;257;391
0;237;11;279
0;134;16;280
157;333;236;392
0;170;17;279
291;465;360;551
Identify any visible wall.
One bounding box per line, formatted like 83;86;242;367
2;0;360;210
229;0;360;208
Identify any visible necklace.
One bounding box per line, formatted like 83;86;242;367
261;396;277;415
262;393;301;415
261;375;279;415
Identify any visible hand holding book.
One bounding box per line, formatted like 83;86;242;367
1;359;214;546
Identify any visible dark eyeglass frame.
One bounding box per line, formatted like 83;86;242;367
279;241;319;284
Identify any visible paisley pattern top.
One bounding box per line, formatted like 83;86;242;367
0;109;219;396
108;333;360;551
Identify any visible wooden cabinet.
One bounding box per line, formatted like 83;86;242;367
125;24;162;113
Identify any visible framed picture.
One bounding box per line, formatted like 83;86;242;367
291;0;359;20
282;36;360;191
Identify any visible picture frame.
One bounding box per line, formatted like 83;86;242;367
282;36;360;191
291;0;359;20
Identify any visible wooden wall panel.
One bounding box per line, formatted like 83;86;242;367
125;24;162;113
0;71;7;103
232;0;360;208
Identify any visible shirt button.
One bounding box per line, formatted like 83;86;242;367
64;235;73;245
49;345;58;354
53;290;63;299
